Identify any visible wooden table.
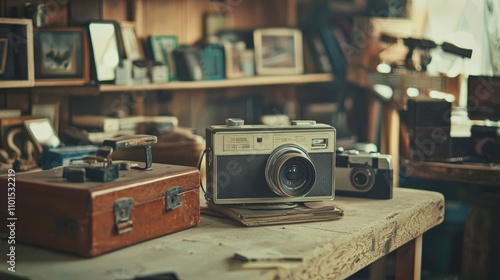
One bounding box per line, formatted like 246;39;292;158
404;160;500;279
0;188;444;280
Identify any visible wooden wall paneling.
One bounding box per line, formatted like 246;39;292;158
68;0;102;26
169;90;200;128
185;0;217;45
259;0;288;27
285;0;297;26
31;91;70;134
5;89;30;113
144;0;187;43
43;1;68;27
102;0;129;22
226;0;260;29
227;0;288;30
131;0;145;37
6;0;71;27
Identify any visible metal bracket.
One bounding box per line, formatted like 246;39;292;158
114;198;134;235
165;187;183;211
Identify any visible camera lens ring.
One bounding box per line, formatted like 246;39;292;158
350;165;375;191
265;144;316;197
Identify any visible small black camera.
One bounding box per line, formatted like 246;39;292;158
335;148;393;199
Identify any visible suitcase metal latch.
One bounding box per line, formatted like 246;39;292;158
114;198;134;235
165;187;183;211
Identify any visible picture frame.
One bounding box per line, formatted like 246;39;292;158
120;21;144;61
253;28;304;75
149;35;178;80
34;28;90;86
87;21;122;82
223;41;246;79
23;118;62;156
0;38;8;75
31;102;60;133
0;18;34;88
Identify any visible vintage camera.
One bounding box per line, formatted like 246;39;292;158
471;124;500;163
205;118;336;204
335;148;393;199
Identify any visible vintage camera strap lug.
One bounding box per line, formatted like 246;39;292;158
114;198;134;235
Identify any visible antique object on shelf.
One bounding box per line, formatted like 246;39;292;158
33;27;90;86
0;18;34;88
200;43;225;80
149;35;178;81
119;21;144;61
407;97;452;162
87;21;122;83
253;28;304;75
173;47;204;81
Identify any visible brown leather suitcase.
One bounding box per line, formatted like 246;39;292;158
0;162;200;257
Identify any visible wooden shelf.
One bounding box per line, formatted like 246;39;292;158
98;73;334;92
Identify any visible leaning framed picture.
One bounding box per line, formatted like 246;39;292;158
253;28;304;75
34;28;90;86
223;41;246;79
149;35;178;80
0;38;8;75
88;21;122;82
120;21;144;61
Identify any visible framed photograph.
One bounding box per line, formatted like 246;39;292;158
31;102;60;133
0;38;7;75
149;35;178;80
88;21;122;82
34;28;90;85
253;28;304;75
223;41;246;79
120;21;144;61
23;118;62;155
0;18;34;87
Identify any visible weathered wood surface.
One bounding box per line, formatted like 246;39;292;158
0;188;444;280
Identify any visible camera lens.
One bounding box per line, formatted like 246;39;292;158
350;166;375;191
265;144;316;197
284;163;301;181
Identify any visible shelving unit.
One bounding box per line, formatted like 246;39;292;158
0;0;337;139
99;73;333;92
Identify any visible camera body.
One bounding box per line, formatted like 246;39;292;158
335;149;393;199
471;124;500;163
206;118;336;204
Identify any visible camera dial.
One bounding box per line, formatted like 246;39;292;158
265;144;316;197
350;165;375;191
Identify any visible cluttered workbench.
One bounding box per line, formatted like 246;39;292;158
0;188;443;280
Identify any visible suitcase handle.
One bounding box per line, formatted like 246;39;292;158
104;134;158;170
65;135;158;182
102;134;158;170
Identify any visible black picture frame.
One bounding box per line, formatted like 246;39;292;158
0;38;7;75
87;21;122;83
33;28;90;85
